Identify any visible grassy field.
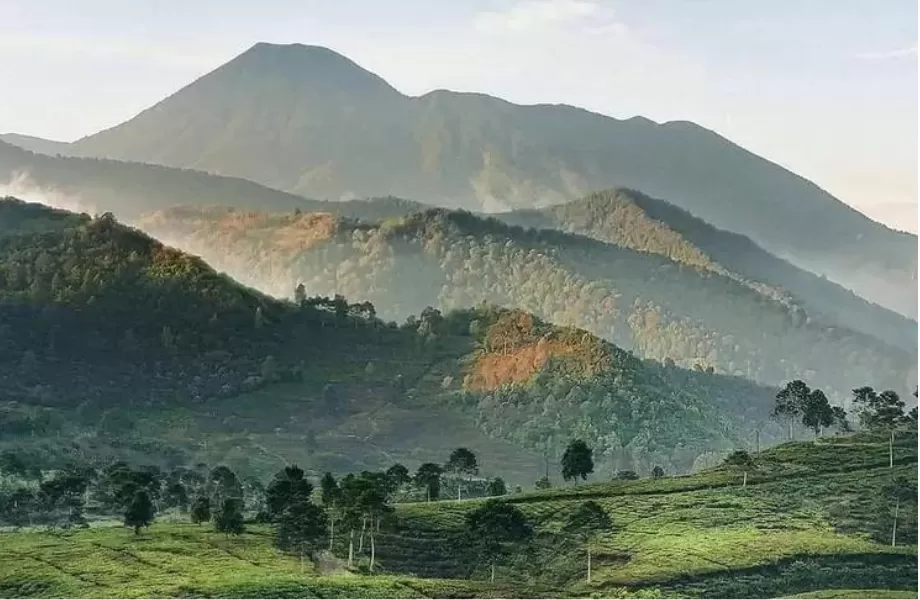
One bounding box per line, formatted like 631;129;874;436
0;436;916;598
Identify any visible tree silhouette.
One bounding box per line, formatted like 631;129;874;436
265;465;313;522
414;463;443;502
275;497;329;573
214;497;245;538
190;495;211;525
562;439;594;485
446;448;478;500
124;490;154;536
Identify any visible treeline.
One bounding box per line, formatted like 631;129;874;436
140;206;915;403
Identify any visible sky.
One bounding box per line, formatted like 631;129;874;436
0;0;916;232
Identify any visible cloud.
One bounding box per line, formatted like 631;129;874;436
473;0;614;34
854;46;917;60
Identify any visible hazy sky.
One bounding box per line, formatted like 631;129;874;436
0;0;916;231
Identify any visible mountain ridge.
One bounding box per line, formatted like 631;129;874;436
49;42;916;317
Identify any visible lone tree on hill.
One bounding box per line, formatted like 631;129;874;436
562;439;594;485
564;500;612;583
214;497;245;538
464;500;533;582
275;496;329;573
190;495;211;525
446;448;479;500
124;490;154;536
651;466;665;479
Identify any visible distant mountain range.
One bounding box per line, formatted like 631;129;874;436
2;42;915;318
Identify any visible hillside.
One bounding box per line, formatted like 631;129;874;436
1;436;915;598
57;42;916;318
499;189;917;353
3;139;911;357
138;205;917;404
0;197;782;482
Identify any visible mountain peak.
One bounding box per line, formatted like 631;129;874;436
222;41;402;98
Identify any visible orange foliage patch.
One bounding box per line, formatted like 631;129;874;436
466;337;581;392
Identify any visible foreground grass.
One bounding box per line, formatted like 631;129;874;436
1;437;916;598
788;590;919;599
0;523;552;599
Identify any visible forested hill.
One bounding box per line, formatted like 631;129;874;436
499;189;917;353
60;42;916;318
2;139;912;356
139;205;916;404
0;197;783;481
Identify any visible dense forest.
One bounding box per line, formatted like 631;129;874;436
499;189;916;353
0;198;786;481
139;205;916;405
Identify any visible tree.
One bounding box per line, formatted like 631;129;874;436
208;465;243;506
651;466;665;479
464;500;533;582
385;463;411;498
535;476;552;490
877;476;918;547
446;448;479;500
275;497;329;573
214;497;245;538
124;490;154;536
801;389;835;437
320;472;342;550
190;496;211;525
774;380;810;440
265;465;313;522
414;463;443;502
561;439;594;485
163;481;189;513
340;472;392;572
723;450;755;487
487;478;507;497
853;387;908;468
564;501;612;583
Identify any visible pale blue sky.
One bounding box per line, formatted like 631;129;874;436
0;0;916;230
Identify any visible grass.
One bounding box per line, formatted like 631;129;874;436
0;523;552;599
788;590;919;599
1;437;916;598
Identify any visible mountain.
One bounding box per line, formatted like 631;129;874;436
63;42;917;318
498;189;917;353
0;133;72;157
0;140;432;223
0;197;783;480
138;204;917;403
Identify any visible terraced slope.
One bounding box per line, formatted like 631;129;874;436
1;437;914;598
385;435;918;598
